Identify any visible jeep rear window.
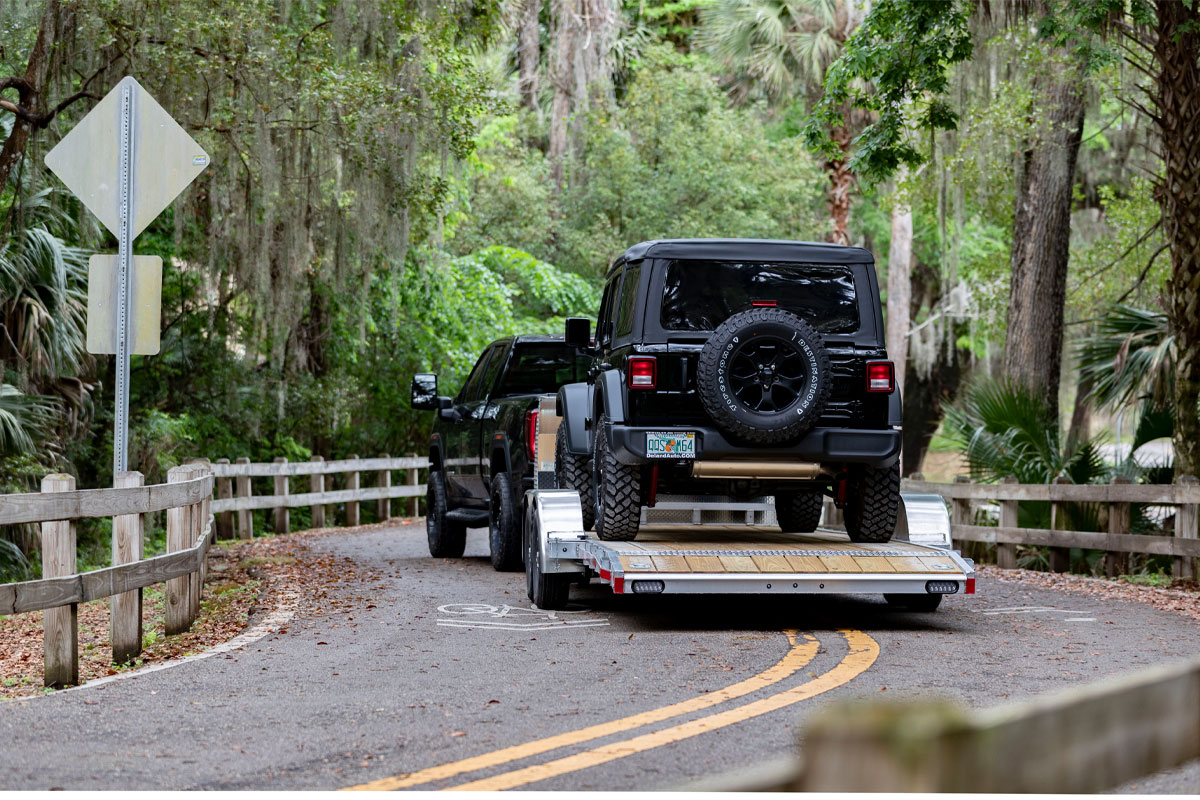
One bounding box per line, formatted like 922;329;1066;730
659;260;860;333
493;345;590;398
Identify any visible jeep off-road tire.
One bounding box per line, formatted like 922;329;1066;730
426;469;467;558
844;462;901;543
696;308;832;445
592;415;641;541
555;431;595;531
488;472;523;572
776;490;824;533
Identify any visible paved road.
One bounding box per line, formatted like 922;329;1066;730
2;521;1199;791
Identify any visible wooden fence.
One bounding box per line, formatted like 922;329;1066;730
206;454;428;537
900;474;1200;578
0;464;214;687
703;654;1200;792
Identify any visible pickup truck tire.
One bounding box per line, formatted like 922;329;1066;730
427;469;467;558
555;431;595;531
885;593;943;612
592;415;641;541
525;504;571;610
489;472;524;572
844;462;900;543
776;490;823;533
696;308;832;445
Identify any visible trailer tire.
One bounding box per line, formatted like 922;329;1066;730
592;415;641;541
844;462;900;543
489;472;523;572
776;490;824;533
525;504;571;610
885;593;943;612
556;431;595;531
427;469;467;558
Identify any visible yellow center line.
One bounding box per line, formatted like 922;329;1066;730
341;629;818;791
447;628;878;792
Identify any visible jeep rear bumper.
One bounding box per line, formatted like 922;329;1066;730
608;425;900;468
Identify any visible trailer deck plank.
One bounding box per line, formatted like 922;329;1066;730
650;555;691;572
752;555;793;572
784;555;827;572
685;556;725;572
857;556;896;572
818;555;863;572
717;555;759;573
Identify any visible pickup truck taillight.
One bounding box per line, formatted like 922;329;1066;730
526;409;538;463
627;356;657;389
866;360;895;393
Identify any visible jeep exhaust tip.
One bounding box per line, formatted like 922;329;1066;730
689;461;826;480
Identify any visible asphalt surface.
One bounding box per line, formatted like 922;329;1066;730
2;520;1199;792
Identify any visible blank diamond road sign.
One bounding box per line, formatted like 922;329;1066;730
45;76;208;238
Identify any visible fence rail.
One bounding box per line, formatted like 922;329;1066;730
900;474;1200;578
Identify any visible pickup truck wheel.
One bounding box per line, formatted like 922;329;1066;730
555;431;595;531
525;503;571;610
776;490;823;533
592;415;641;541
696;308;832;445
885;593;943;612
489;472;523;572
427;469;467;558
844;462;900;543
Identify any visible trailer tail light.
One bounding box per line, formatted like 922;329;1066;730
925;580;959;594
631;580;665;594
866;360;895;393
628;356;657;389
526;409;538;463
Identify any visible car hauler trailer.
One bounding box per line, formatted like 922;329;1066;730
523;399;975;611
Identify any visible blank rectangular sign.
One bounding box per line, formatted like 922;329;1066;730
87;255;162;355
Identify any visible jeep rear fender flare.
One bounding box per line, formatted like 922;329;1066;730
557;383;592;455
597;369;626;426
888;390;902;427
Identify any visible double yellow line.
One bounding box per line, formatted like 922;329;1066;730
343;628;877;792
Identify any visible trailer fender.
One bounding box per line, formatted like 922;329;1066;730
556;382;592;455
526;489;587;574
893;492;952;550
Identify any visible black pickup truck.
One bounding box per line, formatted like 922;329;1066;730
411;335;589;571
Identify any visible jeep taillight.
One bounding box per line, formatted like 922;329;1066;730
866;360;895;393
526;409;538;463
628;356;657;389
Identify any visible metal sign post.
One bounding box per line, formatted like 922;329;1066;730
46;76;209;479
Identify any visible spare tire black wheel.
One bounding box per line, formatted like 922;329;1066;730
697;308;832;445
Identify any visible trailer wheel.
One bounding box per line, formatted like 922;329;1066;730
776;490;823;533
525;503;571;610
844;462;900;543
592;415;641;541
555;431;595;531
427;469;467;558
488;472;523;572
885;593;943;612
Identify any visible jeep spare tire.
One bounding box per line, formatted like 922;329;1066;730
697;308;832;445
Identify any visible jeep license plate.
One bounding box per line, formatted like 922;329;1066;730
646;431;696;459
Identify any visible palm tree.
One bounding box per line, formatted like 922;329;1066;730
699;0;858;243
1076;304;1173;414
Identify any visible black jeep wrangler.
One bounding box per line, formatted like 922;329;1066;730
556;238;902;543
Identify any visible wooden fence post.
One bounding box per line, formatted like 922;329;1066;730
1174;475;1198;580
41;473;77;688
994;476;1017;569
165;465;192;635
346;454;360;526
273;457;290;534
310;455;325;528
1107;475;1132;578
111;470;144;665
951;476;976;560
1049;475;1072;573
236;456;253;539
407;452;419;517
378;453;391;522
215;458;233;539
190;464;209;624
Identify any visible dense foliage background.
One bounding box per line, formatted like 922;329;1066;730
3;0;1198;578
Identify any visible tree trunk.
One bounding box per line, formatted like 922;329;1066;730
0;0;59;191
1154;0;1200;476
1002;57;1085;425
518;0;541;110
886;169;913;396
825;124;853;245
548;0;579;190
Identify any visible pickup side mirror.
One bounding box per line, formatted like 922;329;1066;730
565;317;591;349
411;373;439;410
